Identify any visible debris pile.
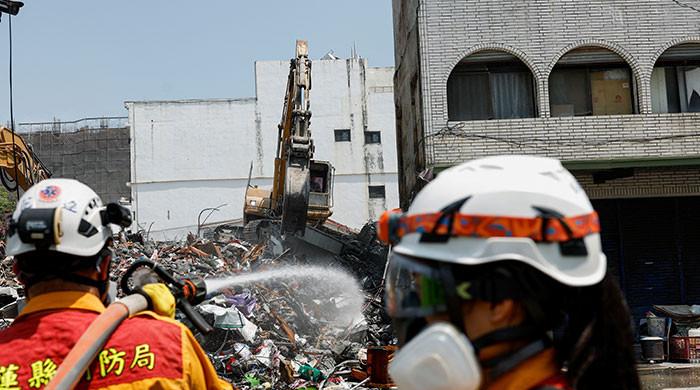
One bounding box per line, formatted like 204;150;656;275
1;223;396;389
116;225;395;389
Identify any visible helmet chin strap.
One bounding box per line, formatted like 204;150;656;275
471;325;541;351
481;338;549;380
471;325;550;383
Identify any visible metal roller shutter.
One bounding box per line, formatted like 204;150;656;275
592;197;700;322
680;197;700;303
593;199;623;284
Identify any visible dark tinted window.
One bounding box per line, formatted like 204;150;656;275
447;51;536;121
334;129;351;142
368;185;385;199
364;131;381;144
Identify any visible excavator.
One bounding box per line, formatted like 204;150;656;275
0;126;50;193
244;40;334;237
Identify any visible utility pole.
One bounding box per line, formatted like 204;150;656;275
0;0;23;198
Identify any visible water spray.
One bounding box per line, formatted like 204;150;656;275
205;265;365;326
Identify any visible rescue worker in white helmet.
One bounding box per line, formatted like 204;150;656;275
0;179;231;389
378;156;640;390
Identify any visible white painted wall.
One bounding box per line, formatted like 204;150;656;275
127;58;398;241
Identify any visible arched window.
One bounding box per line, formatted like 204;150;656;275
652;43;700;113
550;47;636;117
447;51;537;121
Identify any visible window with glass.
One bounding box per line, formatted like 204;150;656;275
368;185;386;199
549;47;635;117
334;129;351;142
447;51;537;121
651;43;700;113
364;131;381;144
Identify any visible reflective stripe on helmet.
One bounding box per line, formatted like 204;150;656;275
378;210;599;245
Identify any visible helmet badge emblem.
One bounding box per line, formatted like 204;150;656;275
38;185;61;202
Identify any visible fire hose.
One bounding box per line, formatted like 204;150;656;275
46;260;213;390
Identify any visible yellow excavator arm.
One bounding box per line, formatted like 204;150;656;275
0;127;51;192
271;40;314;234
243;40;334;237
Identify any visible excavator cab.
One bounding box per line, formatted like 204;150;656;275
307;160;333;222
243;159;334;227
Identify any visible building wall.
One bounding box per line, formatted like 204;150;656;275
432;114;700;164
127;59;399;240
126;99;259;240
576;166;700;199
24;127;130;203
392;0;426;208
394;0;700;197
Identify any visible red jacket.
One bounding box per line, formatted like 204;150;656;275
0;291;231;389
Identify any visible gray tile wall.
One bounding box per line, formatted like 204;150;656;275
575;166;700;199
416;0;700;170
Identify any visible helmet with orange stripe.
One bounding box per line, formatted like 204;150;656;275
382;155;610;390
379;155;605;288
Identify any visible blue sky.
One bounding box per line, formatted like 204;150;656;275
0;1;394;123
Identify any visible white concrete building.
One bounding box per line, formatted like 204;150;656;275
126;58;398;241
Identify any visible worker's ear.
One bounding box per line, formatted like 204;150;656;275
95;246;113;280
96;248;115;304
489;299;523;326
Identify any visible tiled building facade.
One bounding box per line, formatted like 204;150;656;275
393;0;700;319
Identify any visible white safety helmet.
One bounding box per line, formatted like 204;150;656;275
378;155;605;288
7;178;130;257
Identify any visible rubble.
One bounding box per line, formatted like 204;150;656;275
0;222;396;389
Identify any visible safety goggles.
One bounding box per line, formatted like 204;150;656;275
385;253;458;319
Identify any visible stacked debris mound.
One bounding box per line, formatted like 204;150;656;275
112;225;396;390
0;254;23;331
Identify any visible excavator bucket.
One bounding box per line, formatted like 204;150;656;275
281;157;310;235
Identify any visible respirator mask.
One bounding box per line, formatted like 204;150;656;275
385;254;550;390
390;322;482;390
385;254;483;390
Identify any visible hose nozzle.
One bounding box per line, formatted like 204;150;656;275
182;278;207;306
120;260;213;334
